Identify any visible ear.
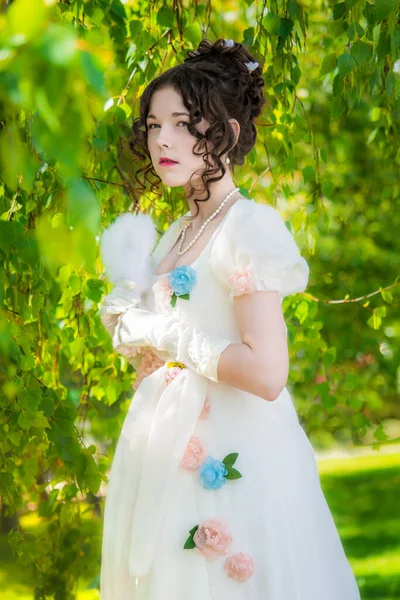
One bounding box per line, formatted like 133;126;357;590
229;118;240;146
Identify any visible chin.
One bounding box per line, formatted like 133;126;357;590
158;174;187;187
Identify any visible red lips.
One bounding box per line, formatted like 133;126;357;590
159;158;178;164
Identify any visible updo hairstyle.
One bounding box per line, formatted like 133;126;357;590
129;38;265;217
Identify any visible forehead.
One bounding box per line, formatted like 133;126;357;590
147;87;186;119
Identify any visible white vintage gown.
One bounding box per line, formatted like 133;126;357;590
100;198;361;599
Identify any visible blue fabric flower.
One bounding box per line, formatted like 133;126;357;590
169;265;197;297
199;456;228;490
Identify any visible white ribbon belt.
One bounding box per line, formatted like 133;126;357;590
119;365;208;578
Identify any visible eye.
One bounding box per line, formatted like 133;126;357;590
147;121;188;130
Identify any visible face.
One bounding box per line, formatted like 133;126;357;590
146;86;212;190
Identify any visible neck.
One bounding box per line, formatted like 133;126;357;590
184;180;240;228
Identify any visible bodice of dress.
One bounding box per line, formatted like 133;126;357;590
146;213;245;344
144;198;309;342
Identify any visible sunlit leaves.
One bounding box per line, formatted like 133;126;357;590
6;0;51;42
0;0;399;595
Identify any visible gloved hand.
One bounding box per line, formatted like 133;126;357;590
100;283;232;384
112;306;232;383
100;281;141;338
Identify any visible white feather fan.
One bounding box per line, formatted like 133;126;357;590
100;212;157;297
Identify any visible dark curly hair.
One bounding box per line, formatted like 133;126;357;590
129;38;265;218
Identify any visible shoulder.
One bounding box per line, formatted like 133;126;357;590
213;198;299;257
210;199;309;301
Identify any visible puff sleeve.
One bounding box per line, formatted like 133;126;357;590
210;200;309;303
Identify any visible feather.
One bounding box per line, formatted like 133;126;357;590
100;212;157;296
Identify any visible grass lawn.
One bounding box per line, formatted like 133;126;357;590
318;450;400;600
1;449;398;599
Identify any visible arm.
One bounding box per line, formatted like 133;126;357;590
100;286;232;384
101;285;287;401
216;290;289;401
208;201;309;400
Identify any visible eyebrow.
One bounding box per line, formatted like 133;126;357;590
146;112;190;121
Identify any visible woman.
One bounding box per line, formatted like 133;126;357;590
99;38;361;600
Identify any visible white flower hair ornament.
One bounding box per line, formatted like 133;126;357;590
245;61;259;72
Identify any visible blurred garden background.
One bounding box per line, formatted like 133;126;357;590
0;0;399;598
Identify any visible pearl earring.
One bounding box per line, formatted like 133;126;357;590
225;155;230;165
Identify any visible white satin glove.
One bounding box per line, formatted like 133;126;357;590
114;307;231;383
100;284;232;383
100;281;141;338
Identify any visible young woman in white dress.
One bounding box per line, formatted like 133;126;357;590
99;38;361;599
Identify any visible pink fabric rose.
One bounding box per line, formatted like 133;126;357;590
132;350;165;391
193;518;232;560
164;366;182;385
152;277;173;311
228;267;256;296
199;396;211;420
180;436;207;470
224;552;254;582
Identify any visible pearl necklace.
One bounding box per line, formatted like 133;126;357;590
177;187;240;256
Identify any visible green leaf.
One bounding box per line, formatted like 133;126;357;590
377;31;391;61
329;17;348;38
337;53;356;77
183;536;196;549
18;410;34;430
302;165;316;183
374;423;389;441
287;0;299;17
79;51;105;95
177;293;190;300
348;395;364;411
226;467;243;480
85;278;105;303
222;452;239;467
129;20;143;38
375;0;398;23
279;18;294;41
322;180;334;198
385;71;395;99
110;0;126;22
333;2;347;20
319;53;337;77
317;381;337;410
157;6;174;27
0;221;25;252
41;391;55;417
170;294;177;307
183;524;198;549
8;431;21;446
381;289;393;304
263;13;281;35
351;40;373;66
66;179;101;236
33;411;50;429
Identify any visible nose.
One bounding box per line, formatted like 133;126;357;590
155;125;173;149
